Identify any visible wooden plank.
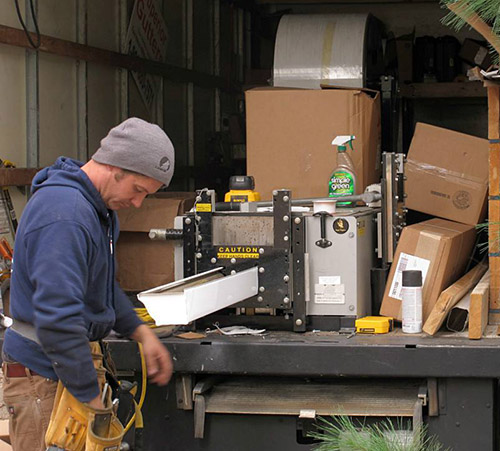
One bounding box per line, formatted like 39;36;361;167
399;81;486;99
489;143;500;197
488;200;500;254
488;87;500;140
423;261;488;335
489;86;500;310
490;255;500;309
0;25;237;93
0;168;39;187
469;270;490;339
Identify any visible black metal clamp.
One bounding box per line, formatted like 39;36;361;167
313;211;332;248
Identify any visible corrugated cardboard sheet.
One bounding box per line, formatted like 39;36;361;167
116;193;195;292
380;218;476;321
246;86;381;200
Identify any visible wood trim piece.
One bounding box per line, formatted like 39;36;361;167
0;168;39;187
422;261;488;336
0;25;238;92
469;270;490;339
488;86;500;140
399;81;486;99
488;86;500;309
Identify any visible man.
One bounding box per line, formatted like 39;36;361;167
2;117;175;451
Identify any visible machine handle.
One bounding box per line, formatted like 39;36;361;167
148;229;184;240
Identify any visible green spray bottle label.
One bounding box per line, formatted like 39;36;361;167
328;170;355;197
329;135;356;206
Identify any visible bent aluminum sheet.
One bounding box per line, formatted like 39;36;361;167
137;267;258;326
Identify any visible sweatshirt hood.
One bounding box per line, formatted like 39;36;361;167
32;157;109;219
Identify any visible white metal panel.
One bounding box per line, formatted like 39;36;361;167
138;267;259;325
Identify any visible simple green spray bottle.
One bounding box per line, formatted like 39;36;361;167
328;135;356;206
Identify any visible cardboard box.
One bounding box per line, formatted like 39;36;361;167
116;193;195;292
405;123;489;226
396;38;413;83
380;218;476;322
245;86;381;200
459;38;493;70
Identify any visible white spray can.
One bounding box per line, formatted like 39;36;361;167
402;270;423;334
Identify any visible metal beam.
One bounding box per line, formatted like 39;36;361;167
118;0;129;122
25;2;39;169
76;0;88;162
109;333;500;378
0;24;239;93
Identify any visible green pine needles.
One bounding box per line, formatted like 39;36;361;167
440;0;500;64
476;221;498;254
441;0;500;34
308;416;449;451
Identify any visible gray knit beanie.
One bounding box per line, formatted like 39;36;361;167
92;117;175;186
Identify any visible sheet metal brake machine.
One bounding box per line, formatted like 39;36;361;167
138;153;406;332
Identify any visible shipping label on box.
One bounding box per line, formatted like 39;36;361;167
380;218;476;321
388;252;431;300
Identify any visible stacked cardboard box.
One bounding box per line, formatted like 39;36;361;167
380;218;476;321
405;123;489;226
116;193;195;292
245;86;381;200
381;124;487;322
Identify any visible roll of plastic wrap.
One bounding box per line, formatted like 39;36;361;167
273;14;384;89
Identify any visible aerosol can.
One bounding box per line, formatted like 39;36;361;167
328;135;357;206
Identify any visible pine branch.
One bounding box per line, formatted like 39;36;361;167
441;0;500;64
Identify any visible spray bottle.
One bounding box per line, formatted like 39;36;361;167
328;135;357;206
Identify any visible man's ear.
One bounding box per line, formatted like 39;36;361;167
107;165;126;182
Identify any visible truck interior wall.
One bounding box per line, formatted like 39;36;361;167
4;1;485;213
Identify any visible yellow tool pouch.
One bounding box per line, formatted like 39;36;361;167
86;416;124;451
45;342;124;451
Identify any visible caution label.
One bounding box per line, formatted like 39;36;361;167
217;246;260;259
196;203;212;212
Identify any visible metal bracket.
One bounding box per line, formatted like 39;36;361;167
193;394;206;439
427;377;439;417
192;376;220;439
418;383;428;407
273;189;292;249
381;152;407;265
175;374;194;411
292;215;306;332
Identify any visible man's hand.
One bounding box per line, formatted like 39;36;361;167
131;324;173;385
87;394;105;410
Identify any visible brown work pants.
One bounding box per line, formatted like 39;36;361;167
2;363;57;451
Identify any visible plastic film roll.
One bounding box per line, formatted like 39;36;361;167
273;14;384;89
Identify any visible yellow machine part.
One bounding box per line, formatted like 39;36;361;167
355;316;394;334
224;190;261;202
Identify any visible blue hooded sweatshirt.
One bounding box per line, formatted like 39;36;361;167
3;157;143;402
